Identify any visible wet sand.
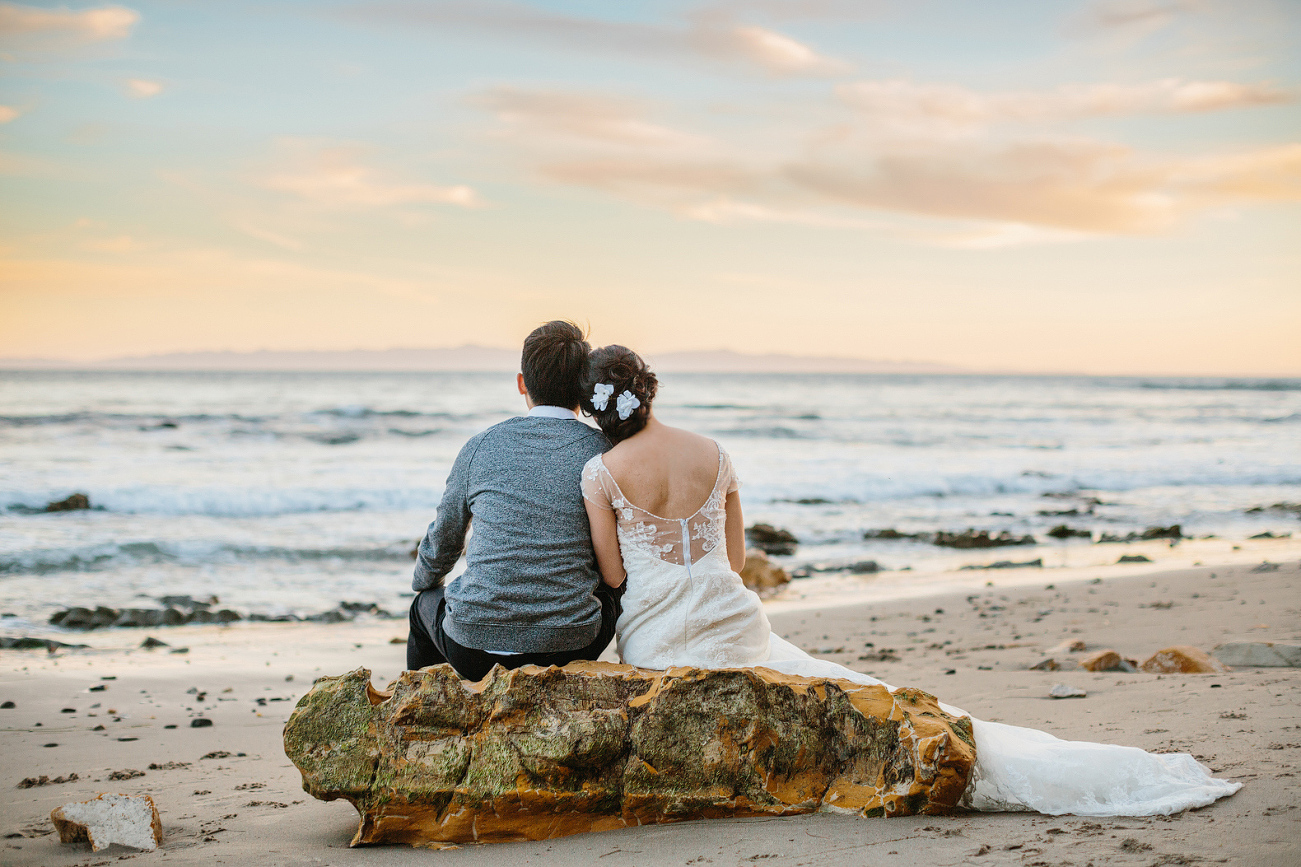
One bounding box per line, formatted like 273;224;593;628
2;559;1298;866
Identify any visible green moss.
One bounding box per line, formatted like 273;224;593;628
950;715;976;751
283;668;380;799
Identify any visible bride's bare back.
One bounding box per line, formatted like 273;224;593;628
584;415;747;586
601;419;721;519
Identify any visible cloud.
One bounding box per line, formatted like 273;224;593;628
1171;143;1301;203
703;0;889;21
703;23;849;76
682;197;889;231
471;84;1301;240
474;88;711;150
1071;0;1199;37
125;78;162;98
785;140;1176;233
791;138;1301;234
0;2;138;44
357;1;848;77
262;145;479;210
0;104;18;123
836;77;1293;135
923;223;1094;250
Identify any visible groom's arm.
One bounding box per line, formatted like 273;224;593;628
412;435;482;591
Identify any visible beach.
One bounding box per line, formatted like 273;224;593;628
3;557;1298;866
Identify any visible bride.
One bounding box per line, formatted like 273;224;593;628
578;344;1240;816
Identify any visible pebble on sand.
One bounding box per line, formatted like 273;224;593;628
1049;684;1087;699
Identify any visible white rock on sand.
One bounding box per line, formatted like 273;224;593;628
50;793;163;852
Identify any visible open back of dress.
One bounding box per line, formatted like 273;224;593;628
582;446;772;670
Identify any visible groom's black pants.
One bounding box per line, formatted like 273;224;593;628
406;582;624;682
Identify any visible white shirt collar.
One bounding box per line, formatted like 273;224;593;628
527;405;577;420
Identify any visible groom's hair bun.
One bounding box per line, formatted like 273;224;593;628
521;320;591;410
583;344;658;443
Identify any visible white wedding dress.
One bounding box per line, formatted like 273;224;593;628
581;445;1241;816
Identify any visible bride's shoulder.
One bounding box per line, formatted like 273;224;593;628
661;424;720;453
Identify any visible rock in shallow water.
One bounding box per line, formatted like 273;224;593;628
933;529;1035;549
284;663;976;848
744;524;799;556
45;493;90;512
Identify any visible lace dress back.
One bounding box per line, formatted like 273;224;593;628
582;445;735;569
582;444;770;670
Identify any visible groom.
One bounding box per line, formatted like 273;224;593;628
406;320;619;681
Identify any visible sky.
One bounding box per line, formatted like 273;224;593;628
1;0;1299;375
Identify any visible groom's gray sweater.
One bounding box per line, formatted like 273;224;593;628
413;415;609;653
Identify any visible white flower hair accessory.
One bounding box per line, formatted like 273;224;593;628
616;390;640;420
591;383;614;411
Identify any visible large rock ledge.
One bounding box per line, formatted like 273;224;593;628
283;662;975;848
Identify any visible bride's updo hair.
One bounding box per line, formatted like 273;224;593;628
582;345;658;443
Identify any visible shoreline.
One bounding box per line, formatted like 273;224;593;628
6;537;1299;639
2;558;1298;866
764;534;1301;613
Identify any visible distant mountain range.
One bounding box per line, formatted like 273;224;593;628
1;346;959;374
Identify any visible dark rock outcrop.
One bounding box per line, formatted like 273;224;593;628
0;636;89;651
1098;526;1182;543
863;529;930;542
284;663;976;848
45;493;90;512
790;560;881;579
959;558;1042;571
745;524;799;556
48;598;397;630
1245;502;1301;516
1046;525;1091;540
933;530;1035;549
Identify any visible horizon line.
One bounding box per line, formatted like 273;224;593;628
0;346;1298;379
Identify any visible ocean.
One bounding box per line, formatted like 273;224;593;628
2;370;1299;630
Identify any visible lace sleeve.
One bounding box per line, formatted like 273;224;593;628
720;447;741;495
581;455;615;511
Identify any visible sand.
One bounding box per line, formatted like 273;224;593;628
2;558;1299;867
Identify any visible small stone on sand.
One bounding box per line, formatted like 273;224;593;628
51;793;163;852
1049;683;1087;699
